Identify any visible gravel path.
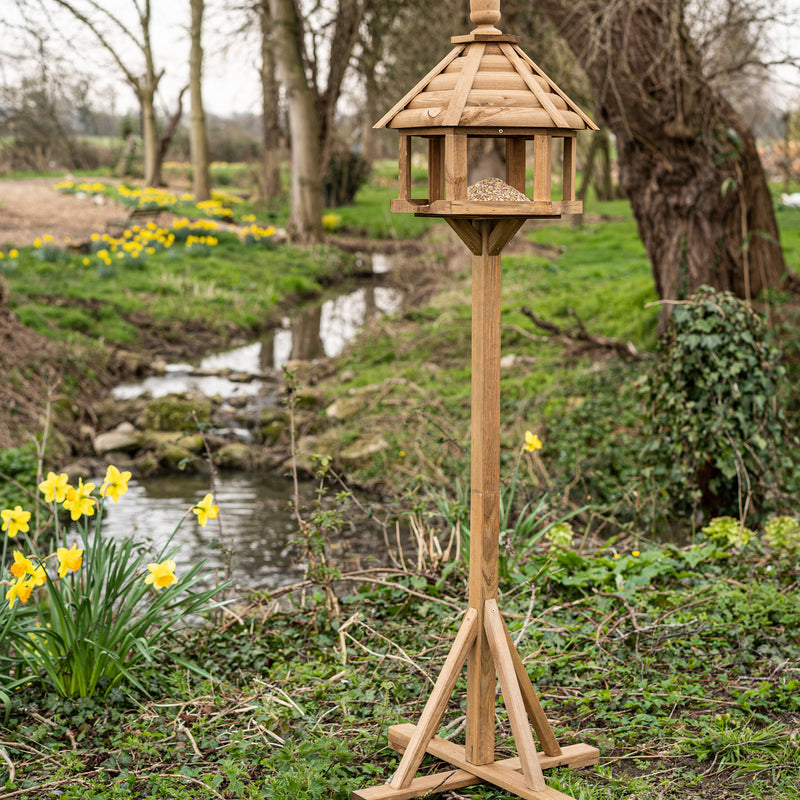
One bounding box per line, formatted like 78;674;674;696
1;177;127;249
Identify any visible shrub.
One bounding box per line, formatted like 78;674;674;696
640;286;787;525
322;149;371;207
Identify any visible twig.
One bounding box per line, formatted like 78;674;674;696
177;723;203;758
0;748;14;786
519;306;647;360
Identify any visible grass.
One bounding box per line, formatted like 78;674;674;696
1;234;355;348
1;535;798;799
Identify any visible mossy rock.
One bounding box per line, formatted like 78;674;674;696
141;431;205;470
214;442;269;470
143;394;212;432
258;407;289;445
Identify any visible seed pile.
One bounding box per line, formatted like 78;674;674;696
467;177;528;201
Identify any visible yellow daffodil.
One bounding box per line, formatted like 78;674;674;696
10;550;34;579
57;543;84;578
39;471;69;503
30;565;47;587
6;577;34;609
523;431;543;452
1;506;31;538
100;465;132;503
9;249;17;258
62;478;96;521
145;560;177;589
192;493;219;527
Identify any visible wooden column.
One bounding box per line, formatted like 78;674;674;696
429;138;445;202
445;132;469;200
398;135;412;203
506;138;527;196
466;219;501;765
562;135;577;201
533;135;551;202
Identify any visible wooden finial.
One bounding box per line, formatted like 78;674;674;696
470;0;501;34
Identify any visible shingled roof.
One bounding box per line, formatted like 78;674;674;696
375;39;597;133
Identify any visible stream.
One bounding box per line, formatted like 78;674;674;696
101;254;404;590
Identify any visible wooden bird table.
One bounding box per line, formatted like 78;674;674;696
354;2;600;796
352;212;599;800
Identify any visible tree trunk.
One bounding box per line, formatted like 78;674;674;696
539;0;786;329
259;0;283;202
190;0;211;202
140;84;160;186
155;86;187;186
268;0;323;243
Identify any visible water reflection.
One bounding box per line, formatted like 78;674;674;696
262;284;402;368
100;473;307;590
100;472;395;591
112;278;402;401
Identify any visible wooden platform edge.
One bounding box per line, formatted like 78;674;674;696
388;723;600;770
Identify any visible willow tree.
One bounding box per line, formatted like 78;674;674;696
539;0;790;326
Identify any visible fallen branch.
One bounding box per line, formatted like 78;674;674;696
519;306;649;360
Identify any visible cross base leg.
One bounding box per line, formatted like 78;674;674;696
352;724;598;800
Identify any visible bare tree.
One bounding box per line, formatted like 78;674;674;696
190;0;211;201
42;0;183;186
266;0;370;242
258;0;283;202
538;0;797;326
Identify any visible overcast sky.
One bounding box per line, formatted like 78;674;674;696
3;0;800;119
4;0;263;117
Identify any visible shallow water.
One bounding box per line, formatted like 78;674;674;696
100;257;406;590
99;472;308;590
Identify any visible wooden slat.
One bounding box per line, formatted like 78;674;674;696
513;46;598;131
388;724;600;771
390;608;479;789
409;90;568;110
500;43;568;129
431;72;550;92
398;135;412;202
562;136;577;201
353;767;483;799
485;599;546;791
390;107;585;129
533;135;552;202
428;138;445;202
500;615;562;757
391;198;429;213
374;45;465;129
506;138;526;194
443;43;486;126
415;199;580;217
444;133;468;200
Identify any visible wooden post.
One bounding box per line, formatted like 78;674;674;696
562;135;577;201
429;138;445;202
465;220;501;765
506;138;527;196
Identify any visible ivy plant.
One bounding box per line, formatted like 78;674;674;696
640;286;787;526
